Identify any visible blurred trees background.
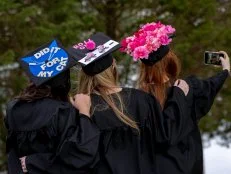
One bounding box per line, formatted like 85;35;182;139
1;0;231;171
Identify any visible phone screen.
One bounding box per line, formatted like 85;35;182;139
204;51;223;66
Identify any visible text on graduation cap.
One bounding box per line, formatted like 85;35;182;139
34;47;61;59
78;40;119;65
22;40;69;78
38;57;68;77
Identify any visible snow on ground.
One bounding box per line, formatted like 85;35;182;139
204;139;231;174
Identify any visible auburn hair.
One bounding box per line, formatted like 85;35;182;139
78;64;139;130
139;50;181;108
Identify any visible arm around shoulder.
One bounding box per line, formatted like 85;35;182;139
25;103;100;173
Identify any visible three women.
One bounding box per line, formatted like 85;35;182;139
16;32;191;174
5;22;230;174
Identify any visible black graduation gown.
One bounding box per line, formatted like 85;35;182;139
155;69;229;174
5;98;100;174
21;86;192;174
90;87;192;174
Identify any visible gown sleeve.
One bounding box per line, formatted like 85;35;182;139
5;101;24;174
25;104;100;174
154;86;195;146
154;70;229;146
185;69;229;121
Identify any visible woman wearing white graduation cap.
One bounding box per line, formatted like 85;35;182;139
5;40;100;174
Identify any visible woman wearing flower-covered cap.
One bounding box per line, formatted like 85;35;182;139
121;21;230;174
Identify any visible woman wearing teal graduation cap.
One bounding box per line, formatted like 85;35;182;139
120;21;230;174
5;40;100;174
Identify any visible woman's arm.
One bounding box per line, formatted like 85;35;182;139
159;51;230;145
23;112;100;174
21;95;100;174
185;51;230;121
159;84;195;146
186;69;229;121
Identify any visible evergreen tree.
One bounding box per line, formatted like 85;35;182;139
0;0;231;170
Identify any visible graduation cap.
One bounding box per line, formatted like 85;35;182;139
141;45;170;66
120;21;176;66
68;32;120;76
19;39;78;86
141;34;176;66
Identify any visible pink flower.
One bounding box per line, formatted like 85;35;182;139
146;36;158;45
133;46;149;61
127;41;140;52
142;23;156;31
133;36;146;46
120;38;128;52
126;36;135;43
143;24;156;31
120;21;175;61
85;39;96;50
165;25;176;34
159;35;171;45
146;44;154;52
121;38;128;47
155;21;164;29
146;36;162;51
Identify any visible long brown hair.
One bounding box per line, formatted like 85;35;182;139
17;70;71;102
78;63;139;130
139;50;181;108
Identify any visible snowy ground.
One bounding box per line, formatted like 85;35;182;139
204;139;231;174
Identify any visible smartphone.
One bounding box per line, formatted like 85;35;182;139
204;51;224;66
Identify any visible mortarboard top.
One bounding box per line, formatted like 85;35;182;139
19;39;78;86
67;32;121;76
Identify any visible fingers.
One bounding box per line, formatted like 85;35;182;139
70;94;89;105
70;93;92;117
19;157;28;173
219;51;230;72
174;79;189;96
174;80;180;86
220;57;225;69
220;57;225;63
219;51;228;59
174;79;186;87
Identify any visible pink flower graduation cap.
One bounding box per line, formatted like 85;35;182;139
120;21;176;65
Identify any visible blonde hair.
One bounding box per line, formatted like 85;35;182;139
78;64;139;130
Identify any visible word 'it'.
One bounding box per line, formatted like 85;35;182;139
34;47;61;59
